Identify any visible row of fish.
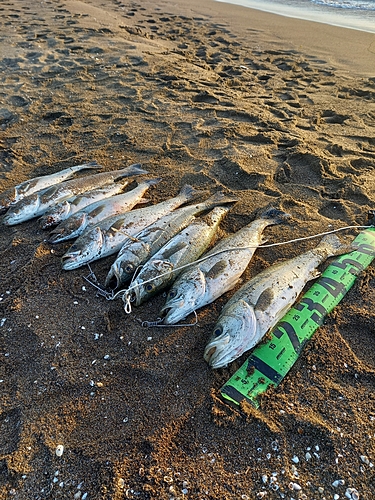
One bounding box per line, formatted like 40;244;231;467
0;163;352;369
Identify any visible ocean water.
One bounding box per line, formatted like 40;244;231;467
215;0;375;32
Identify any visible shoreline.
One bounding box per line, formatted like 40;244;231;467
215;0;375;35
156;0;375;77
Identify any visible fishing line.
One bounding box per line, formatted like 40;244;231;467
118;224;372;314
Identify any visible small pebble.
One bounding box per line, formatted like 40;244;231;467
292;455;299;463
74;493;81;499
305;452;312;461
332;480;345;487
55;445;64;457
334;495;340;500
262;475;268;484
360;455;369;464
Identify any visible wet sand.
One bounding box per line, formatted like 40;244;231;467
0;0;375;498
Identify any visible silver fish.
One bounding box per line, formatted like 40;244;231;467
105;191;238;290
61;184;203;271
39;182;129;230
204;234;351;369
0;161;101;213
48;178;161;244
161;208;289;325
130;206;231;307
3;164;146;225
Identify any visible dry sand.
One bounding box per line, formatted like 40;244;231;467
0;0;375;498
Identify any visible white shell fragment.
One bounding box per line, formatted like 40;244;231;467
55;444;64;457
345;487;360;500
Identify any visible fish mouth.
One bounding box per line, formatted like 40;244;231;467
203;336;231;369
160;302;186;325
61;251;81;270
104;268;120;290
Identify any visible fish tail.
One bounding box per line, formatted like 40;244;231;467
143;177;162;187
316;233;353;257
203;191;239;209
260;207;290;225
178;184;206;203
116;164;148;178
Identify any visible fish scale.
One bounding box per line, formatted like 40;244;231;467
220;227;375;409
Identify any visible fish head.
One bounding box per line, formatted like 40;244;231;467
161;268;206;325
39;201;71;229
48;213;87;243
2;194;40;225
204;300;257;369
61;227;104;270
105;241;151;289
132;260;174;306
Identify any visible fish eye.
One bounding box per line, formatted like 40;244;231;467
124;263;134;274
146;283;154;292
168;289;177;299
213;325;223;337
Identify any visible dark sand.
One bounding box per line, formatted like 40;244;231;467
0;0;375;498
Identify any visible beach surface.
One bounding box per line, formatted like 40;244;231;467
0;0;375;498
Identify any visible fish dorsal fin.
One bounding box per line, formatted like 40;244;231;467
255;287;274;312
160;241;187;260
206;260;227;280
87;205;106;218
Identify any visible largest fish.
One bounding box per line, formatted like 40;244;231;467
2;163;146;225
204;234;351;369
0;161;101;213
161;208;289;324
61;185;203;270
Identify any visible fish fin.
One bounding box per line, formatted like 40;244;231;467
115;164;148;179
203;191;239;209
255;288;274;312
87;205;106;218
206;260;228;279
160;241;188;260
178;184;206;203
143;177;162;187
72;161;103;171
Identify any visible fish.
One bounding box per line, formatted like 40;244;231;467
47;178;161;243
104;191;238;290
38;182;129;230
204;234;351;369
2;163;147;225
130;206;231;307
0;161;101;213
61;184;204;271
161;208;289;325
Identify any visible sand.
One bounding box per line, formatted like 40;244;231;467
0;0;375;498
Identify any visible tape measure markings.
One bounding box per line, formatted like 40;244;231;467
220;229;375;408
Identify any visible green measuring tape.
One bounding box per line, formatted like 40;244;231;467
220;227;375;408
